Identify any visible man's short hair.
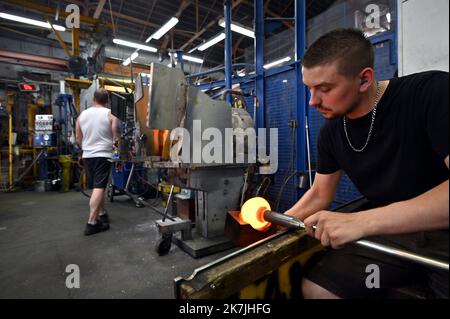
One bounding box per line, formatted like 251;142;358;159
302;28;374;78
93;89;109;105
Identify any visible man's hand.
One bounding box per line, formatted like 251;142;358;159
303;211;367;249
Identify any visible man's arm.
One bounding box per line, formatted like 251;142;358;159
285;170;342;221
75;118;83;148
304;156;449;249
109;111;120;141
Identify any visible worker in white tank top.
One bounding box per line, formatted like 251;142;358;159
78;106;114;158
76;89;120;236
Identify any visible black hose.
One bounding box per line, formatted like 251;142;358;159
274;123;296;212
275;171;298;212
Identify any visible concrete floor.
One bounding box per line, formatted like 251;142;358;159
0;190;236;299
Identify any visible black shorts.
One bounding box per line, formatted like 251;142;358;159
304;231;449;299
83;157;112;189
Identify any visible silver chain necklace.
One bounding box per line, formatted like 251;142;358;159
343;82;382;153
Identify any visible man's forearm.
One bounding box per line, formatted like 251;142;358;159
361;180;449;237
112;127;120;141
286;188;334;221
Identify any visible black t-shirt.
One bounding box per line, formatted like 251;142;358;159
318;71;449;207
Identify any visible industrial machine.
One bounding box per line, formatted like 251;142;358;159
119;63;257;258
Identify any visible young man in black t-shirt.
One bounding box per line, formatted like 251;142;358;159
285;29;449;299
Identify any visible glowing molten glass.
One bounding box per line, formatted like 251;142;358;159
239;197;271;232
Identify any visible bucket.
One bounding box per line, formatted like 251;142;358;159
58;155;72;192
35;180;46;192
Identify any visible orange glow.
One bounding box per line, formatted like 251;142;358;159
240;197;271;232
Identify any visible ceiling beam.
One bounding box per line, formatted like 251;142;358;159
264;0;272;12
241;0;293;29
232;35;245;62
93;0;106;19
180;0;245;51
0;0;109;27
279;0;294;16
196;0;199;32
57;0;195;37
161;0;192;50
107;11;195;37
0;50;68;71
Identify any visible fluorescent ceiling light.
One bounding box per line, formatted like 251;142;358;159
0;12;66;31
146;17;179;42
169;52;204;64
218;18;254;38
197;33;226;51
113;38;157;52
264;56;292;69
237;69;246;77
122;52;139;66
181;55;204;64
122;51;139;66
386;12;392;23
130;52;139;60
123;58;131;66
188;46;200;54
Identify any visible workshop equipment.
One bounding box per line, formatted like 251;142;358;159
110;162;146;202
174;198;447;299
240;197;449;271
132;63;255;258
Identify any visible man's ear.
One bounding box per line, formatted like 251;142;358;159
359;68;375;92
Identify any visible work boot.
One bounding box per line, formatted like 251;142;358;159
98;213;110;224
84;220;110;236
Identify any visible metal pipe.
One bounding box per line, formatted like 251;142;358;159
356;240;449;271
254;0;265;129
305;115;312;187
224;0;232;105
124;163;135;191
187;63;255;79
218;89;255;100
48;21;72;59
8;109;12;189
162;185;175;222
0;50;67;66
264;17;295;21
262;210;449;271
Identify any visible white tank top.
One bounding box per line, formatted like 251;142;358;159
79;106;113;158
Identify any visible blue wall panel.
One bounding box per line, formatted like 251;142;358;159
374;40;397;80
264;70;298;212
240;81;255;117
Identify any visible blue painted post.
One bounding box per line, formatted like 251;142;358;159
254;0;265;128
177;50;185;73
224;0;233;105
295;0;308;191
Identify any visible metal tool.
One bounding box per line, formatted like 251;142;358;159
241;198;449;271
